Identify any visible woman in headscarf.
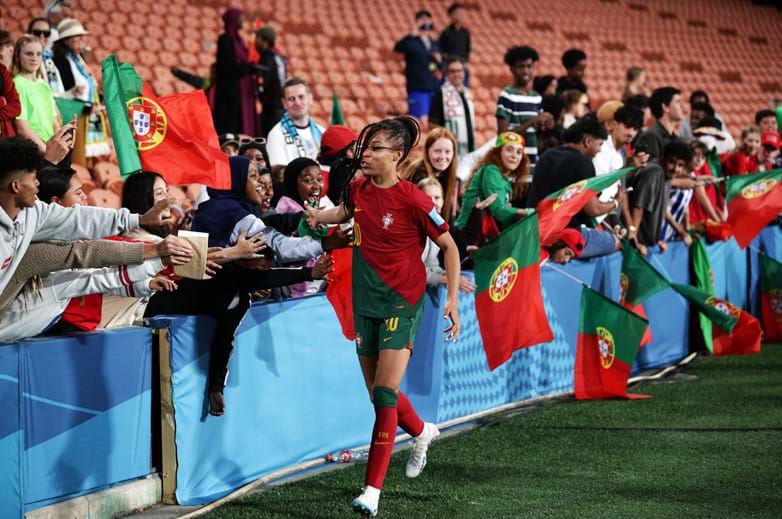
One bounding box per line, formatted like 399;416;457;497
213;8;258;136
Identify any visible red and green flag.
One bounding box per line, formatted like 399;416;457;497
326;246;355;341
724;169;782;248
536;167;633;246
619;241;670;346
331;91;345;125
575;286;650;400
672;283;761;355
102;55;230;188
690;237;716;352
473;213;553;370
759;252;782;341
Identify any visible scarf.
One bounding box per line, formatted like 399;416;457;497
441;82;475;156
281;112;323;159
192;156;257;247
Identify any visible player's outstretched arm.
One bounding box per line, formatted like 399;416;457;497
436;231;461;341
305;204;350;228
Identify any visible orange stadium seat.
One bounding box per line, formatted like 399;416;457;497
92;161;121;188
88;189;121;209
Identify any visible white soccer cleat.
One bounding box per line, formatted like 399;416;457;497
405;422;440;478
351;486;380;517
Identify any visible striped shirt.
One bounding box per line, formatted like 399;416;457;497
660;186;694;241
495;86;542;163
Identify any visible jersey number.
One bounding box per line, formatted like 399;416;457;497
353;221;362;246
384;317;399;332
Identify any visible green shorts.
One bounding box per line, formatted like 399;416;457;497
354;303;424;357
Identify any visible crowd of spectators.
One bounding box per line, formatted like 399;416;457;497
1;1;781;413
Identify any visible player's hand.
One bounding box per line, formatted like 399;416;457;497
443;300;460;342
305;206;322;229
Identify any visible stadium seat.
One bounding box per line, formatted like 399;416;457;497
92;161;121;188
87;189;121;209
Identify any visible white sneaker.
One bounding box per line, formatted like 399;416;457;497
351;486;380;517
405;422;440;478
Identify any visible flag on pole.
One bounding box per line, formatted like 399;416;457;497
619;241;670;346
102;55;230;189
331;91;345;125
759;252;782;342
672;283;761;356
536;167;633;246
724;169;782;248
575;286;650;400
690;237;716;352
473;213;553;370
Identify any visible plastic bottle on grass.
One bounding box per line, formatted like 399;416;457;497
325;449;369;463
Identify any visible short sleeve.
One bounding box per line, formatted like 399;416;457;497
13;78;28;121
409;185;449;241
266;125;288;167
495;90;511;121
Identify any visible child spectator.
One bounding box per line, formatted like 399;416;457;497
238;138;269;170
318;124;358;199
687;140;723;227
417;178;476;293
533;75;558;97
12;35;60;152
660;142;696;246
403;127;460;221
496;45;554;164
37;165;86;206
722;126;761;176
755;109;778;134
758;131;781;171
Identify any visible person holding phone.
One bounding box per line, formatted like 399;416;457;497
394;10;442;130
306;117;460;518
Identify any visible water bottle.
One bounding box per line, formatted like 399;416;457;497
325;449;370;463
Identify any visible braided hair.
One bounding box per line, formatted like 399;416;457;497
341;116;420;216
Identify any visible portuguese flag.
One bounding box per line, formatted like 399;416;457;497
536;167;633;246
690;237;716;352
575;287;650;400
759;252;782;341
724;169;782;248
326;247;355;341
672;284;761;355
473;213;553;370
619;241;670;346
102;55;230;188
331;91;346;125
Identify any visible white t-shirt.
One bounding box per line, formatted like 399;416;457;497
592;136;625;224
266;118;324;167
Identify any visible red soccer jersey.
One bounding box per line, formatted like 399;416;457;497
350;177;449;318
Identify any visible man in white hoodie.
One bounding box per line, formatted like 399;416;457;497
0;137;189;296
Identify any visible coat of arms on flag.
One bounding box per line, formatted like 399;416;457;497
127;96;167;150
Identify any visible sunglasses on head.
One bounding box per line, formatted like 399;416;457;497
240;137;267;145
32;29;52;38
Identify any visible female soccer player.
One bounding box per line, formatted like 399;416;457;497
307;117;461;517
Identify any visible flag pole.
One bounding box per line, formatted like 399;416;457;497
543;263;591;289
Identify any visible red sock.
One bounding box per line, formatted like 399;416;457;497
397;391;424;437
365;387;398;489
